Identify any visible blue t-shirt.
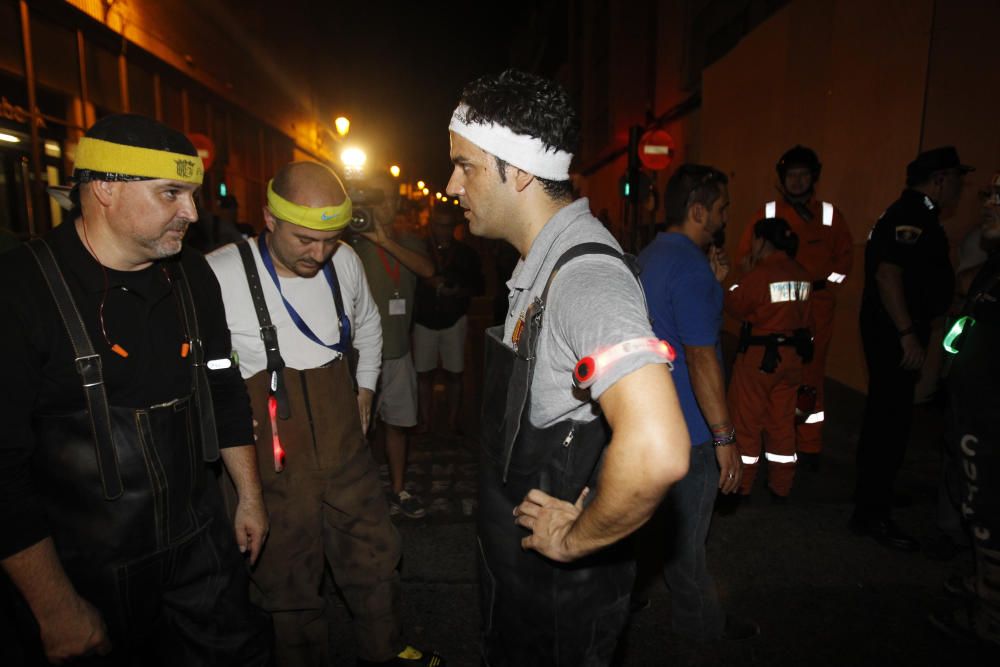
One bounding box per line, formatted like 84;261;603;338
637;232;722;447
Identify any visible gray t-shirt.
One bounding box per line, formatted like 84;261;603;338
503;198;667;427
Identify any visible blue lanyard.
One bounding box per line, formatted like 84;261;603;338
257;232;351;353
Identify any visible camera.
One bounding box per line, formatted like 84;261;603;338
346;182;385;233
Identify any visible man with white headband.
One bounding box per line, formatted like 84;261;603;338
0;113;271;664
207;161;443;667
446;69;690;665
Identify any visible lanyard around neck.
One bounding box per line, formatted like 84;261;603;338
257;232;350;352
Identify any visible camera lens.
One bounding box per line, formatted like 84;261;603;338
349;208;374;233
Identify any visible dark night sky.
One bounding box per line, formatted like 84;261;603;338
317;3;520;193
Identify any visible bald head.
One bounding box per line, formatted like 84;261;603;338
271;161;348;208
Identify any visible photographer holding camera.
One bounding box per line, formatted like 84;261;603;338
349;172;435;519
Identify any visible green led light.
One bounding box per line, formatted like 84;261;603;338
624;182;630;197
943;315;975;354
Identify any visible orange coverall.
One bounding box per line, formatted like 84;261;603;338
726;252;812;496
735;197;852;454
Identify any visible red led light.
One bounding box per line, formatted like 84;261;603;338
268;395;285;472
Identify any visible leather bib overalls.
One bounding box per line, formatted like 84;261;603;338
21;241;270;666
478;244;636;667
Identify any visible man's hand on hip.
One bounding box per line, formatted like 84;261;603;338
514;487;589;563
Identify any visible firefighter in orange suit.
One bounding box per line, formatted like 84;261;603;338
727;218;813;500
735;146;852;464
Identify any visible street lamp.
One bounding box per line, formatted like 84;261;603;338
335;116;350;137
416;180;425;190
435;192;442;200
422;187;430;196
390;165;400;178
341;147;366;178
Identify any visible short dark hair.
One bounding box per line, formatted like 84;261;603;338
458;69;579;201
663;164;728;226
753;217;799;258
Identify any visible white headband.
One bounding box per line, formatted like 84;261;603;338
449;104;573;181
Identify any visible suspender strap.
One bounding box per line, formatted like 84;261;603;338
172;264;221;462
236;240;290;419
503;241;632;482
26;239;124;500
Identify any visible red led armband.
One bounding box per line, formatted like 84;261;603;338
574;337;676;390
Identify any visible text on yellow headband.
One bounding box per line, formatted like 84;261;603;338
266;180;352;231
74;137;204;184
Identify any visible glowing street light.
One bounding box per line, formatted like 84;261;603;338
416;180;425;190
335;116;350;137
453;199;459;205
389;165;400;178
0;132;20;143
435;192;442;200
341;147;367;178
422;187;430;196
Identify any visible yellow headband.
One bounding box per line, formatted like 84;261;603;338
266;180;352;231
74;137;204;184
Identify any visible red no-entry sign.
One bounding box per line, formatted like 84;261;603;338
638;129;674;171
188;133;215;171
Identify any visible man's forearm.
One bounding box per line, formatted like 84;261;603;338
2;538;79;621
382;238;434;278
220;444;264;502
686;345;731;430
875;263;913;332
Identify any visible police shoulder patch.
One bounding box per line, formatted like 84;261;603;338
894;225;922;244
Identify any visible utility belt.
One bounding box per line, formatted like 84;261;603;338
738;322;814;373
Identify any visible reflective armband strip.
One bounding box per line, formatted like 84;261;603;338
804;411;825;424
207;357;233;370
729;283;739;292
574;337;676;390
765;452;798;463
765;201;776;218
741;455;760;465
827;272;847;284
822;202;834;227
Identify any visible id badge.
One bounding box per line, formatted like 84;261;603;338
389;297;406;316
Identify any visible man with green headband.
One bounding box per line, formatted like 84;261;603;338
0;114;271;664
208;161;444;667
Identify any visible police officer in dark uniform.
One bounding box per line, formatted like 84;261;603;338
852;146;972;551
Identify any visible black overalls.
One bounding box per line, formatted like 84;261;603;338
16;241;270;666
477;245;635;667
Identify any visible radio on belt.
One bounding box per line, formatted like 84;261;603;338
574;337;676;390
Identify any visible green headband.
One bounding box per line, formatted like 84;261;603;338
266;180;352;231
74;137;204;184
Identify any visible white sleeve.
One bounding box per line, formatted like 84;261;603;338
337;244;382;391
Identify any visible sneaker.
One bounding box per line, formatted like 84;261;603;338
358;645;445;666
393;490;426;519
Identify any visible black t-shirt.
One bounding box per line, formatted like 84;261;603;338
0;220;252;558
861;188;955;328
414;238;485;330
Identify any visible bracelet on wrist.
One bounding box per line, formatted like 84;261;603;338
897;325;914;338
712;428;736;447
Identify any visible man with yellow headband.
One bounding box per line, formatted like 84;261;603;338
207;161;444;667
0;114;272;664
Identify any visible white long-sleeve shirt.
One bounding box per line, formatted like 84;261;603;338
207;239;382;391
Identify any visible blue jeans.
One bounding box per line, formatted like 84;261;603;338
662;443;725;640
